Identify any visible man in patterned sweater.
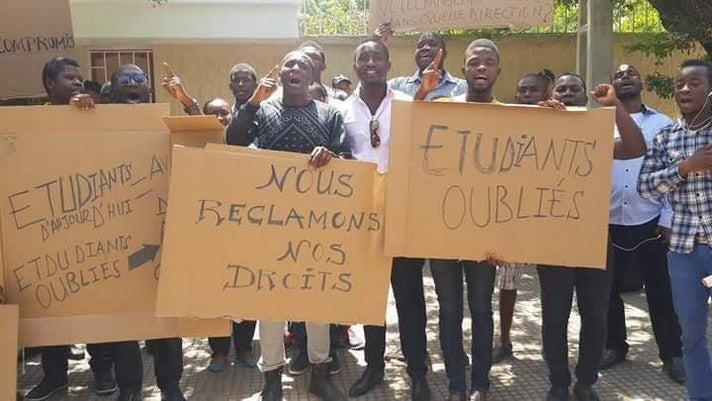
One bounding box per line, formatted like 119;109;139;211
226;50;349;401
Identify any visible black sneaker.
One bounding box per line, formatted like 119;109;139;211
492;342;513;364
94;370;117;396
25;378;68;401
288;350;309;376
161;384;187;401
329;353;341;376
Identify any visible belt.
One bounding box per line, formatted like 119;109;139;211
695;233;709;244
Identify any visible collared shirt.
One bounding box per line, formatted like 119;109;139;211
610;106;673;226
638;120;712;253
389;70;466;100
339;85;412;172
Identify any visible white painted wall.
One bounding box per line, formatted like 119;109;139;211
70;0;300;44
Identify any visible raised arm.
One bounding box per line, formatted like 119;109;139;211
161;62;201;115
414;49;443;101
591;84;646;160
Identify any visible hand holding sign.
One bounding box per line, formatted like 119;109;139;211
414;49;443;101
485;252;506;267
69;94;96;111
538;98;567;111
373;22;394;46
591;84;617;107
249;65;280;107
161;62;191;104
308;146;335;168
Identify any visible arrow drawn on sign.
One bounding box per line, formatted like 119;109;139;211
128;244;160;270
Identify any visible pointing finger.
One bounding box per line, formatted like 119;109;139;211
162;62;177;78
428;49;443;71
265;64;280;80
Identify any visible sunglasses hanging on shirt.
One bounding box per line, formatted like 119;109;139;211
370;119;381;148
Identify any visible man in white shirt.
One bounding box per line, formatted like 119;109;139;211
340;40;432;401
601;64;685;385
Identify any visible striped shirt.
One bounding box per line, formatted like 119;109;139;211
638;120;712;253
389;70;467;100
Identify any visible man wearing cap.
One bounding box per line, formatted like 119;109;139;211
332;74;352;100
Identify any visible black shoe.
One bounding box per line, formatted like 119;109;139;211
348;367;384;397
309;363;347;400
411;376;431;401
598;348;625;370
160;385;187;401
663;357;687;385
288;350;309;376
328;353;341;376
261;368;283;401
118;390;143;401
545;386;569;401
94;370;117;396
492;342;513;364
25;378;68;401
572;382;600;401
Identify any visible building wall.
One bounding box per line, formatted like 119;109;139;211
73;34;691;117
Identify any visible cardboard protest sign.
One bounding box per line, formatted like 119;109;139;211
0;105;228;346
157;145;392;325
162;115;226;148
0;305;19;401
386;101;614;268
1;0;75;99
369;0;554;32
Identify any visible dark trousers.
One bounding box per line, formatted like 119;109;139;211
363;257;428;379
431;259;496;394
96;341;143;391
40;342;141;390
538;263;612;388
607;217;682;361
208;320;257;356
146;338;183;391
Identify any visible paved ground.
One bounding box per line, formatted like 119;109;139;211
18;266;706;400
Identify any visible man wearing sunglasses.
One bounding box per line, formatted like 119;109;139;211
338;40;432;401
117;64;187;401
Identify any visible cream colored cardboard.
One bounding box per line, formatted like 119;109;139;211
163;115;225;148
19;312;227;347
157;145;392;325
0;105;228;346
0;0;75;99
0;305;19;401
369;0;554;32
386;101;614;268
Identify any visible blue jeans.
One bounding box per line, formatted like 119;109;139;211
667;246;712;401
431;259;495;394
